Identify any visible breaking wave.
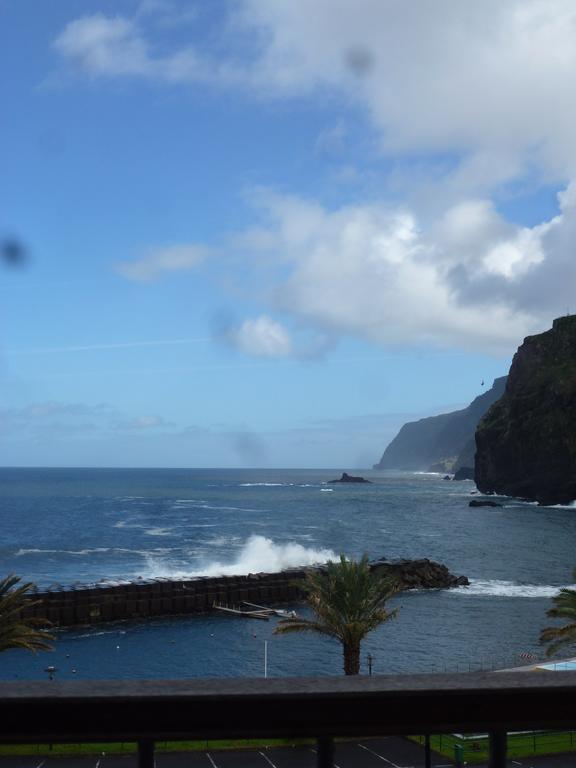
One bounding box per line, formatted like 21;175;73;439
449;579;575;598
144;534;336;579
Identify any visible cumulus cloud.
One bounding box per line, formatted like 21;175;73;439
238;0;576;185
226;315;293;358
116;244;208;282
219;186;576;354
51;2;576;355
53;1;576;187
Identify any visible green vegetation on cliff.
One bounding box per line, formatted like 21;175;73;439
475;316;576;505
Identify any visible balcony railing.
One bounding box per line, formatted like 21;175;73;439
0;671;575;767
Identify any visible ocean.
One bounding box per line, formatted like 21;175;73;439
0;466;574;681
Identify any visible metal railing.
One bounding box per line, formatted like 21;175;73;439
1;671;576;767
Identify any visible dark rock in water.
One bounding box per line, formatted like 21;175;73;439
370;557;469;589
469;499;502;507
373;376;507;471
475;316;576;506
452;466;475;481
328;472;372;484
443;475;451;481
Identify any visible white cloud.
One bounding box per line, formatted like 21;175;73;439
51;2;576;355
116;244;208;282
0;400;178;442
54;15;152;78
113;415;172;431
228;315;293;358
221;186;576;354
53;13;240;85
53;2;576;188
238;0;576;185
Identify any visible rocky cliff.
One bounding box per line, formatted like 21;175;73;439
475;316;576;505
373;377;507;471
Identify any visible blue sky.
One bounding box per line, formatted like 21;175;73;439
0;0;574;468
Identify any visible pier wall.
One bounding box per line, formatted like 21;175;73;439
22;569;309;628
21;558;468;628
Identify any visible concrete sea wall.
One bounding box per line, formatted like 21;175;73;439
22;558;468;628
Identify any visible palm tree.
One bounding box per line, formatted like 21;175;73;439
540;571;576;658
0;575;53;653
274;554;398;675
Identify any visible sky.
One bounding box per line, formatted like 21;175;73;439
0;0;574;468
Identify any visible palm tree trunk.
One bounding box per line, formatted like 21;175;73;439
343;641;361;675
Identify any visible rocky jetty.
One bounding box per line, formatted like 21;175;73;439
370;558;468;589
22;557;467;627
374;377;507;472
328;472;372;484
475;316;576;506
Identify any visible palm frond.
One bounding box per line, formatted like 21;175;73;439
274;618;337;639
0;575;53;654
540;583;576;657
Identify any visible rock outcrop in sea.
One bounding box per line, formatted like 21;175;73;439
373;377;507;472
328;472;372;484
475;316;576;506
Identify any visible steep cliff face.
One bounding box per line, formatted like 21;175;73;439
475;316;576;505
373;377;507;471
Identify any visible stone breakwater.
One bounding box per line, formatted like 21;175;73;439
22;558;468;628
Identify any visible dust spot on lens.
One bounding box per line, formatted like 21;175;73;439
345;46;375;77
0;238;28;267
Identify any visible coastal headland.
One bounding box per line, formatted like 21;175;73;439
22;558;468;628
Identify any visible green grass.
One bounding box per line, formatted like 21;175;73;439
0;738;313;757
6;732;576;760
411;731;576;764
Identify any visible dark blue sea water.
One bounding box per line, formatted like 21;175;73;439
0;467;574;681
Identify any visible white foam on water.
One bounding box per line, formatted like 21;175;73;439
144;527;173;537
185;523;220;528
171;500;262;512
207;535;242;546
113;520;147;530
546;501;576;509
16;547;112;556
239;482;290;487
143;534;336;579
449;579;576;598
320;488;333;492
68;628;127;640
191;503;263;512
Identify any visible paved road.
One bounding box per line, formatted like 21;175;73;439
1;739;574;768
